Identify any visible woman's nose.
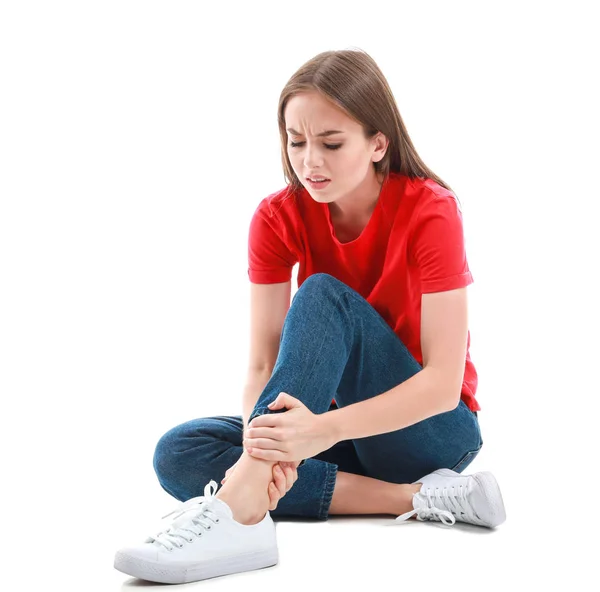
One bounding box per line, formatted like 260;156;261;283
303;146;324;169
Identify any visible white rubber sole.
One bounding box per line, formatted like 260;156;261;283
114;545;279;584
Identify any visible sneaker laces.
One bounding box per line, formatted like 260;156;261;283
148;480;221;550
395;483;474;526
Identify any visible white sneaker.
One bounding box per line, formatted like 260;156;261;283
114;480;278;584
393;468;506;528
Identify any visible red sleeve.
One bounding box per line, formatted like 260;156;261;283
409;194;474;293
247;201;297;284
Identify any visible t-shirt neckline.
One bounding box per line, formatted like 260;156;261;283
321;176;389;246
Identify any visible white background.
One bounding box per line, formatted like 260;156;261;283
1;1;597;589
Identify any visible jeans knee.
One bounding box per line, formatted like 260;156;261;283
152;417;240;495
152;429;178;485
303;272;337;288
297;273;347;300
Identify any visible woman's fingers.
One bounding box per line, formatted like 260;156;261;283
276;462;298;494
282;462;298;488
274;463;288;496
268;462;291;510
277;463;291;491
268;465;285;511
268;482;280;510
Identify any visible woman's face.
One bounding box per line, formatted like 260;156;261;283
284;91;388;215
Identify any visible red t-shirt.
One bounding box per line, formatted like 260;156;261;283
247;172;479;412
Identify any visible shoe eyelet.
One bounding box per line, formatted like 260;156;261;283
215;519;220;523
187;538;193;542
207;525;212;530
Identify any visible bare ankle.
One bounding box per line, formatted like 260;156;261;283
224;451;276;485
216;452;275;524
393;483;422;517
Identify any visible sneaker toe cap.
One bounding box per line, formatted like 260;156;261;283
115;543;160;564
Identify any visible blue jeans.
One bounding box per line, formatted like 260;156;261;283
153;273;483;521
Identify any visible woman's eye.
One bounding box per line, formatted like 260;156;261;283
289;141;342;151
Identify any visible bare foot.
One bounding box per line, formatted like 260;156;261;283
216;452;276;525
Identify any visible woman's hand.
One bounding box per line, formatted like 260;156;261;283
221;460;300;511
243;392;337;463
265;461;300;510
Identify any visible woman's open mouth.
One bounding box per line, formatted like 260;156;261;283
307;178;331;190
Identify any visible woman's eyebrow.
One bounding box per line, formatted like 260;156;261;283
286;128;345;137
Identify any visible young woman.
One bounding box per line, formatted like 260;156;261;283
115;48;506;584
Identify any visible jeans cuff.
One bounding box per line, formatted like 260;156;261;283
248;406;274;425
250;403;301;426
317;462;338;521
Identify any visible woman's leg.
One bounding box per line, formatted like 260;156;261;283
245;273;482;518
154;273;482;521
153;412;421;519
153;414;246;503
153;407;382;521
309;431;421;516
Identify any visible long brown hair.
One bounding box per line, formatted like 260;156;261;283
277;47;459;205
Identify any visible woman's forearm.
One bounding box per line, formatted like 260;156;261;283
323;366;455;442
242;368;273;430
